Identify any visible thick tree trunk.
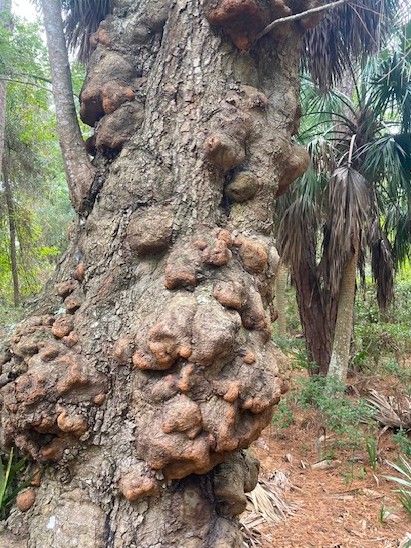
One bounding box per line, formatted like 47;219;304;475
3;173;19;307
327;249;358;382
40;0;96;213
0;1;318;545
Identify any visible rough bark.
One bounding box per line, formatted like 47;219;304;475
40;0;96;213
3;173;19;307
0;1;318;545
327;249;358;382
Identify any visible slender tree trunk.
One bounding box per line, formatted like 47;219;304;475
1;1;320;545
3;173;19;306
0;0;15;305
275;262;288;337
39;0;96;213
0;0;11;184
327;249;358;382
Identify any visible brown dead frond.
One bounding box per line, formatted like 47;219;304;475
241;473;298;547
368;389;411;429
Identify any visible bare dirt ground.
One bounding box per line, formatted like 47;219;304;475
251;373;411;547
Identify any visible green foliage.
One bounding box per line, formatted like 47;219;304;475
394;430;411;458
272;399;294;429
272;335;312;372
0;449;27;520
0;17;72;315
296;376;375;445
386;457;411;517
354;280;411;371
365;436;379;471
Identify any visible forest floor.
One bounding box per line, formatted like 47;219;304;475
250;367;411;548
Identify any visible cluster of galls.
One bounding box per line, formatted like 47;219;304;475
0;262;107;497
205;0;319;51
80;20;144;156
81;1;171;157
115;224;285;500
204;84;309;204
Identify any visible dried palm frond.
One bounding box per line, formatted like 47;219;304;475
240;473;298;547
368;389;411;428
303;0;402;91
62;0;112;63
369;220;394;310
323;165;370;297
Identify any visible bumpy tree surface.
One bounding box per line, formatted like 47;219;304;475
0;1;318;546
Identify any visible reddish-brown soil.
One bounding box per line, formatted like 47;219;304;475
251;373;411;547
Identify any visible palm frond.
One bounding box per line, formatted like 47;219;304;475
62;0;112;63
278;169;321;272
368;389;411;428
369;223;394;310
324;165;370;296
303;0;402;91
240;472;297;547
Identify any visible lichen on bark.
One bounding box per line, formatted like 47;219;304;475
0;0;318;546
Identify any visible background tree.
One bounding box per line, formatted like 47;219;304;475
0;18;71;316
278;22;411;379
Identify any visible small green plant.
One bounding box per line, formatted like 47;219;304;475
379;504;393;524
386;456;411;517
296;376;375;447
394;429;411;458
366;436;379;471
342;464;367;486
0;449;27;520
272;400;294;429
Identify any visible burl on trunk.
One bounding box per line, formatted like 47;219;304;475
0;1;316;546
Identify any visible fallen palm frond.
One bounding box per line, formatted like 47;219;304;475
368;389;411;429
385;457;411;516
241;472;298;547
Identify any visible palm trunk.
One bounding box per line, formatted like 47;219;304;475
292;248;334;375
4;173;19;307
275;262;288;337
40;0;96;213
327;249;358;382
1;1;319;545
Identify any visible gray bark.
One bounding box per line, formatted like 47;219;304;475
327;249;358;382
0;1;318;545
40;0;96;213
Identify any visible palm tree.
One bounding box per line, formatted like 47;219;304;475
62;0;112;63
278;23;411;379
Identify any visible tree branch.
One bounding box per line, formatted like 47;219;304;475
0;77;52;93
255;0;350;43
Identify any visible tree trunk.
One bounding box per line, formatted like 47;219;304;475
1;1;318;545
0;0;16;306
40;0;96;213
3;173;19;307
292;251;334;375
327;249;358;382
275;262;288;337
